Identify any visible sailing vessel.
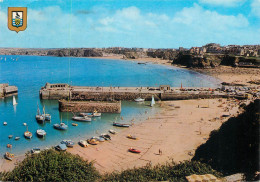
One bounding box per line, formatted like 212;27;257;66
36;129;46;138
36;104;45;123
150;95;155;107
13;96;17;106
43;106;51;121
24;126;33;139
53;116;68;130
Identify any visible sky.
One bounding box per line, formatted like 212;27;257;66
0;0;259;48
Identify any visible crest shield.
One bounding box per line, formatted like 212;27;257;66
8;7;27;33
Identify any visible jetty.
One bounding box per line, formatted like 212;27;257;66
0;83;18;98
40;83;250;102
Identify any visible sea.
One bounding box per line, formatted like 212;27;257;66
0;55;220;156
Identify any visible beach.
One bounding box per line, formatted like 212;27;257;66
0;56;258;174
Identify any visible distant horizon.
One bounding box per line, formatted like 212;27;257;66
0;43;259;50
0;0;259;48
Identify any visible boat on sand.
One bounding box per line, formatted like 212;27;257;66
87;138;99;145
113;122;130;127
128;148;141;154
4;152;14;160
109;129;117;134
79;140;89;147
127;134;138;140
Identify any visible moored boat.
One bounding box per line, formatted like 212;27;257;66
36;129;46;138
79;140;89;147
36;104;45;123
53;123;68;130
72;123;78;126
24;126;33;139
134;97;145;102
7;144;12;148
4;152;14;160
8;135;13;139
113;122;130;127
3;121;7;125
80;110;102;117
43;106;51;121
128;147;141;154
15;136;20;140
72;116;91;122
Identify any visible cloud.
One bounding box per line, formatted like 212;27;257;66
251;0;260;17
0;4;259;48
199;0;246;7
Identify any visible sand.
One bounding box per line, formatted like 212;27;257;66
0;56;258;174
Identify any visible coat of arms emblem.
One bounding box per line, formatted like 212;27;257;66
8;7;27;33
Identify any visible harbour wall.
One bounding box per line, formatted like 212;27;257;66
40;83;247;101
0;83;18;98
59;100;121;113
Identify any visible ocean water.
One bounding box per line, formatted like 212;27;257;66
0;55;220;155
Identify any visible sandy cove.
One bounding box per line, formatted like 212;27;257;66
68;98;244;174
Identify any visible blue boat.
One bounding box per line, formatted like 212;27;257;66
53;123;68;130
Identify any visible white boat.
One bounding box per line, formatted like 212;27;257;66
13;96;17;106
80;110;101;117
4;152;14;161
108;129;117;134
150;95;155;107
24;126;33;139
36;104;45;123
72;116;91;122
134;97;145;102
36;129;46;138
31;148;41;154
3;122;7;125
43;106;51;121
79;140;89;147
23;123;27;126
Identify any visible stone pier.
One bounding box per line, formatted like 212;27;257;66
59;100;121;113
0;83;18;98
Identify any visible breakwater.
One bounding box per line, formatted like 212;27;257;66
0;83;18;98
40;83;247;101
59;100;121;113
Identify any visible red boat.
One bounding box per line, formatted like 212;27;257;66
129;148;141;154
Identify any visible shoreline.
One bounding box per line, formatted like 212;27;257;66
0;55;259;174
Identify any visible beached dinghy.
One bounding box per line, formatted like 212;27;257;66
31;148;41;154
4;152;14;160
113;122;130;127
109;129;117;134
72;116;91;122
55;144;67;151
129;148;141;154
36;129;46;138
100;133;111;140
61;140;75;148
79;140;89;147
87;138;99;145
127;135;139;140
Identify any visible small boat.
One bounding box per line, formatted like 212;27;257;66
80;110;102;117
36;129;46;138
7;144;12;148
24;131;33;139
113;122;130;127
4;152;14;161
108;129;117;134
15;137;20;140
127;134;138;140
3;122;7;125
150;95;155;107
31;148;41;154
43;106;51;121
134;97;145;102
8;135;13;139
91;136;105;142
61;140;74;148
129;148;141;154
23;123;27;126
72;123;78;126
36;104;45;123
55;144;67;151
72;116;91;122
100;133;111;140
13;95;18;106
78;140;89;147
53;123;68;130
87;138;99;145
